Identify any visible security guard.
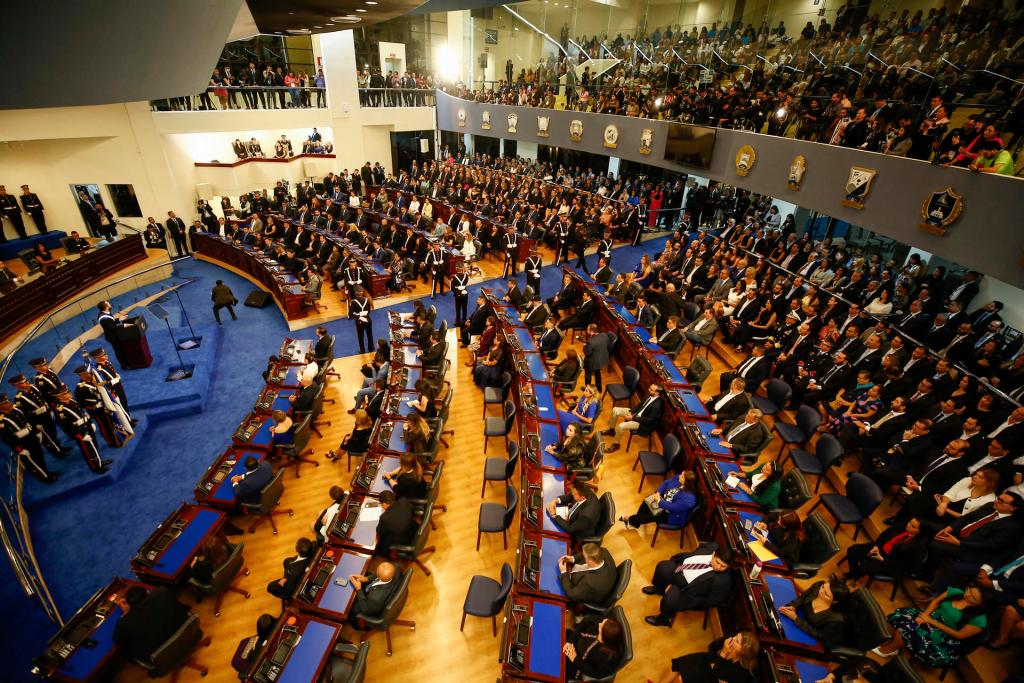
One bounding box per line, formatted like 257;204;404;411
0;394;57;483
30;357;68;406
8;373;68;456
349;286;374;354
524;247;542;299
343;259;363;303
424;243;446;299
501;225;519;278
451;264;469;328
54;388;111;473
0;185;27;240
19;185;47;234
598;230;614;267
89;348;131;413
74;366;124;448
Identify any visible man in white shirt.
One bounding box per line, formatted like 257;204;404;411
642;544;733;626
706;378;751;425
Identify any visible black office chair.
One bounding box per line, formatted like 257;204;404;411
295;383;331;438
777;468;812;510
241;470;294;534
483;400;515;453
681;301;701;324
316;335;340;381
188;541;250;617
684;357;713;391
791;512;841;579
357;570;416;657
582;560;631;614
633;433;680;493
650;498;700;548
686;327;716;363
570;605;632;682
751;378;792;418
426;388;454;451
477;484;518;550
391;506;435;576
773;405;821;458
828;587;890;659
408;421;442;466
787;433;843;493
603;366;639;408
133;614;210;679
581;492;615;544
279;414;318;477
482;441;519;497
881;656;925;683
552;358;582;396
810;472;882;541
483;371;513;417
460;562;514;635
326;642;369;683
577;398;602;437
409;460;447;531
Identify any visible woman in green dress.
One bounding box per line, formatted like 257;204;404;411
733;460;782;510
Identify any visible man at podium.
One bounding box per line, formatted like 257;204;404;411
97;300;131;368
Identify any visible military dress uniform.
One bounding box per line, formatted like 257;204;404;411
598;237;614;266
425;248;446;298
19;188;46;233
9;374;67;455
525;254;542;299
0;190;27;240
554;221;571;266
54;392;108;473
73;374;124;449
350;294;374;354
451;271;469;327
502;229;519;278
30;359;68;406
343;265;364;302
90;351;130;411
0;398;57;483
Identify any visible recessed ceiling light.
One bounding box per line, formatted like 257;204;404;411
366;1;378;4
356;8;367;11
330;15;361;23
314;25;322;28
287;28;311;34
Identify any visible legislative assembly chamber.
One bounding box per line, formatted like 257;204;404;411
3;1;1024;682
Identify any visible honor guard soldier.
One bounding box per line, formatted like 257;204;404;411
0;394;58;483
89;348;135;420
501;225;519;278
19;185;47;233
54;388;111;473
451;265;470;327
97;300;131;368
425;243;446;299
598;230;614;267
343;258;363;302
0;185;27;241
634;198;648;246
349;286;375;354
554;219;571;266
9;373;69;455
29;357;68;406
73;366;124;449
524;247;542;299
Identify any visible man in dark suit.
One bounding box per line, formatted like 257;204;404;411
348;561;402;627
711;409;772;461
538;318;562;359
546;481;601;542
558;290;596;332
582;325;613;391
313;326;331;363
889;438;972;524
968;301;1003;333
267;537;315;600
416;331;446;374
96;300;132;368
231;456;273;505
927;493;1024;590
558;543;617;605
651;315;683;356
165;210;189;257
364;379;387;422
523;299;550;333
719;345;771;393
289;375;318;415
643;543;733;626
840;396;911;450
896;300;930;339
707;378;752;425
461;295;489;347
863;419;934;485
113;586;192;663
603;383;664;453
376;491;415;555
211;280;238;324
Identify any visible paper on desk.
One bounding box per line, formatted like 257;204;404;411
359;505;384;523
725;474;741;489
748;540;779;562
555;505;569;518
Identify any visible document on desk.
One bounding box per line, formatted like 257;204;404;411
359;505;384;523
748;540;779;563
554;505;569;518
725;474;741;489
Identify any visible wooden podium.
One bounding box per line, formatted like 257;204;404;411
116;315;152;369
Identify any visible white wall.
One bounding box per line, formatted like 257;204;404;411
977;276;1024;332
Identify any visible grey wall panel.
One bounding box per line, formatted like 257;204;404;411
436;92;1024;289
0;1;243;110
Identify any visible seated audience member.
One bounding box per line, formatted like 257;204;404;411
987;547;1024;648
546;480;602;542
113;586;192;662
871;585;990;668
268;409;295;459
602;382;665;453
925;492;1023;586
620;471;698;530
231;455;273;505
557;542;617;604
650;632;760;683
267;537;315;600
383;452;428;499
545;422;590;470
813;659;882;683
558;383;599;433
188;536;229;583
706;378;752;424
327;408;372;462
779;577;849;649
376;490;415;555
843;517;927;587
643;543;733;627
563;614;625;681
710;408;771;461
751;509;804;566
730;459;783;510
231;613;276;676
33;243;59;272
311;485;349;542
551;349;582;392
348;561;402;627
472;337;507;388
402;412;433;454
65;230;91;253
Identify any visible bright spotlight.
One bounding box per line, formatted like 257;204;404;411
437;45;459;82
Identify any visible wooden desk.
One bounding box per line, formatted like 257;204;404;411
245;609;341;683
232;412;276;451
292;546;373;623
194;448;268;510
131;503;226;584
326;493;380;553
517;530;568;601
500;593;567;683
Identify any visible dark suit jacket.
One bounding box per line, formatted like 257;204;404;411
583;333;613;372
538;328;561;356
419;342;446;370
292;383;318;414
352;571;402;621
873;524;929;575
113;587;190;662
655;328;683;354
948;503;1023;562
377;498;415;554
632;395;665;436
722;419;772;456
559;548;617;604
669;543;733;609
365;390;385;421
232;460;273;504
912;455;968;495
280;554;313;597
709;392;752;424
552;493;601;540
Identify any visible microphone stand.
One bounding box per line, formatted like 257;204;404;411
171;288;201;349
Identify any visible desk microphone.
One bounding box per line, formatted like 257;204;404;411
522;540;538;548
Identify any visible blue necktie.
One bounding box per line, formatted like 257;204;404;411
996;555;1024;577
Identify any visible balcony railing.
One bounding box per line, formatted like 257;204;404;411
357;87;437;108
150;85;326;112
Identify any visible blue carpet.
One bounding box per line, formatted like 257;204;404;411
0;236;669;681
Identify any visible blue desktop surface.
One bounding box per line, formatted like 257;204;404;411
272;390;296;414
533;383;557;422
348;500;379;548
525;352;549;382
250;417;276;448
315;552;370;616
764;574;819;646
385;421;407;452
653;357;688;386
628;324;662;351
795;659;830;682
735;510;786;568
541;472;567;534
714;460;756;505
514;327;538;351
57;603;124;680
539;422;563;470
612;305;638;325
152;508;222;576
676;388;710;417
208;456;259;505
528;601;564;678
539;536;568;597
277;619;340;683
694;420;734;457
370;455;402;494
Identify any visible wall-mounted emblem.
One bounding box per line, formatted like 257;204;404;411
841;166;877;209
735;145;756;176
507;113;518;134
919;187;964;235
603;124;619;149
569;119;584;142
639;128;653;155
787;155;807;191
457;109;466;127
481;110;491;130
537;115;550;138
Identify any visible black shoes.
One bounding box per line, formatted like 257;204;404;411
644;615;671;627
642;586;661;596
